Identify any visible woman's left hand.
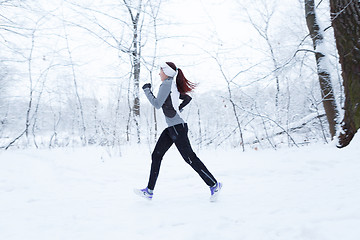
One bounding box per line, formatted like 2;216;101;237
142;83;151;89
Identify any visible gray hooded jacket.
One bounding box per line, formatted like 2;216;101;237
143;77;192;127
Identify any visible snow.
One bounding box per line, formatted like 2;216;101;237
1;135;360;240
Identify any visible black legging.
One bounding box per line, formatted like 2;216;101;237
147;123;217;190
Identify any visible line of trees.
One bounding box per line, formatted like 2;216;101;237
1;0;359;151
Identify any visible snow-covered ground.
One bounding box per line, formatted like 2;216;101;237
1;136;360;240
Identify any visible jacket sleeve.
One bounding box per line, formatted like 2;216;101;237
143;80;171;109
179;93;192;111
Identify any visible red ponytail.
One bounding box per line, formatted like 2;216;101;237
166;62;196;94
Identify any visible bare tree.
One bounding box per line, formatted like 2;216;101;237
246;2;281;109
5;18;43;149
62;16;87;146
143;0;161;142
330;0;360;147
305;0;339;139
122;0;143;143
49;107;61;148
0;62;11;141
61;0;162;144
211;54;245;151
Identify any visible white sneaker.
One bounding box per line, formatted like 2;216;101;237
209;182;222;202
134;187;153;200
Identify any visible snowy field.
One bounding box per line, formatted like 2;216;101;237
1;136;360;240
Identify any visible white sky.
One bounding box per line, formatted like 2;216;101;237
153;0;255;92
2;0;320;100
150;0;308;93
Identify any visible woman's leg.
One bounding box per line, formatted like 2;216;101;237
171;123;217;187
147;128;174;190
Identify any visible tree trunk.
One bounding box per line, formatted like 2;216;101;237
305;0;339;139
64;30;87;146
330;0;360;147
124;0;142;143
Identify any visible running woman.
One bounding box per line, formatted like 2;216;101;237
134;62;222;201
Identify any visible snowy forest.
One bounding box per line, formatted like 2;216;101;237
1;0;358;151
1;1;360;239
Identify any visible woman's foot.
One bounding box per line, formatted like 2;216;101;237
210;182;222;202
134;187;153;200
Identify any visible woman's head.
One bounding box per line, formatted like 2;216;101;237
160;62;196;94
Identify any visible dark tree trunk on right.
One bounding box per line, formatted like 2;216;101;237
330;0;360;147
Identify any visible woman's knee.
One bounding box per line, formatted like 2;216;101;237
183;152;198;164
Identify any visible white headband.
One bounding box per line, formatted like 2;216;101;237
160;62;177;77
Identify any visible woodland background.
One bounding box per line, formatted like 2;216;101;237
0;0;353;152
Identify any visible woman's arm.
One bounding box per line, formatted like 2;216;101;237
179;93;192;111
143;79;172;109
